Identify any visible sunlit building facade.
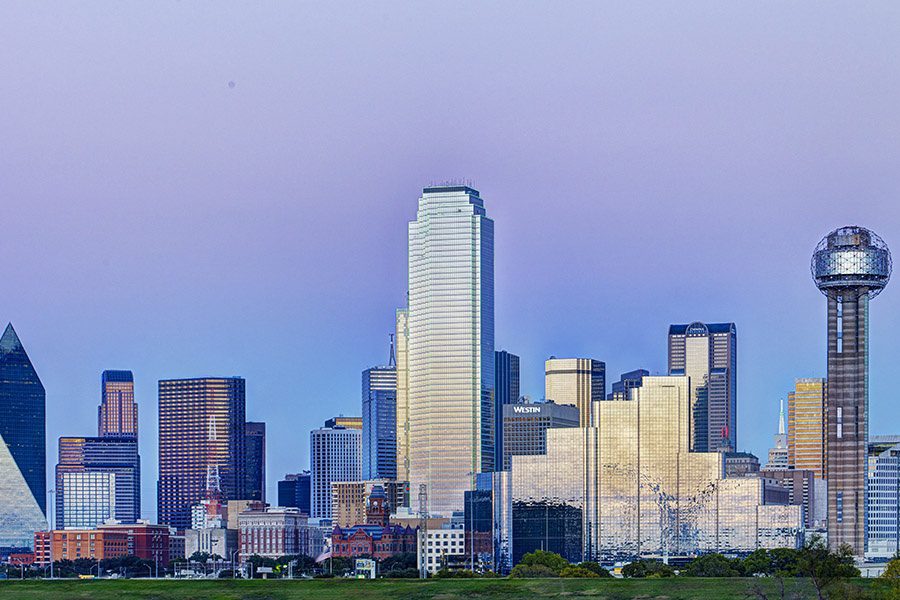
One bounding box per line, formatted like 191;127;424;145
502;401;579;470
668;322;737;452
787;378;827;478
511;376;801;564
866;436;900;559
407;185;494;516
310;421;361;519
157;377;247;530
395;309;410;483
544;358;605;428
99;370;138;438
60;471;116;528
0;323;48;551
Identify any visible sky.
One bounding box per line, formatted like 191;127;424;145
1;2;899;520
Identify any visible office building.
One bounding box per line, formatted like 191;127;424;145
157;377;247;530
98;370;137;438
867;436;900;559
606;369;648;401
765;400;790;470
463;471;512;574
501;401;579;470
724;451;760;478
668;322;737;452
362;353;398;480
184;527;237;560
99;522;170;567
238;507;323;560
812;226;891;554
511;376;801;564
418;527;466;574
544;357;605;428
407;185;495;516
494;351;520;470
787;378;827;478
331;479;406;528
325;416;362;430
56;436;141;527
0;323;47;551
331;522;417;560
395;308;411;482
277;472;311;514
310;421;361;519
244;422;266;502
761;467;820;529
40;528;128;563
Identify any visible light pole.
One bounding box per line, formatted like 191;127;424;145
230;550;239;579
47;488;55;579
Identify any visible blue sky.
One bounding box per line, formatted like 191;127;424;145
1;2;899;518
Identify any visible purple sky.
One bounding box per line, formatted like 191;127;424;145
2;3;899;519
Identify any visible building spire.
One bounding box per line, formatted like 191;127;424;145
778;399;785;435
388;333;396;368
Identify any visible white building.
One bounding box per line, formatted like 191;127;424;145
60;471;116;529
406;185;494;517
238;507;322;560
417;527;466;574
310;423;361;520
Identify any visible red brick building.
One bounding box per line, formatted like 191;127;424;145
99;522;170;566
36;529;129;564
331;524;417;560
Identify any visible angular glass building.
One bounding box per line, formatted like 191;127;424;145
362;361;398;481
511;376;801;564
494;350;520;469
0;323;47;550
407;185;494;516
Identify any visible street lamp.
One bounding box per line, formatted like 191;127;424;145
230;550;239;579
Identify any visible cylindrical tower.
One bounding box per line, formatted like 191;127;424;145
811;226;891;555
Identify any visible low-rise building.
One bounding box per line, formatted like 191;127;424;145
99;521;170;566
184;527;237;560
331;524;417;559
417;527;465;574
238;507;321;560
41;529;129;563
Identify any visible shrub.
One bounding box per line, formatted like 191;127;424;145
510;563;559;578
560;566;599;578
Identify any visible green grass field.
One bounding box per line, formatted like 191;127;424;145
0;577;885;600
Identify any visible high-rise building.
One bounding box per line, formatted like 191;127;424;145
544;358;605;428
157;377;247;530
494;351;520;470
501;401;579;471
667;322;737;452
325;416;362;430
760;467;820;529
310;421;361;519
812;226;892;554
362;345;398;480
395;309;410;483
765;400;789;470
238;506;324;560
511;376;801;564
56;436;140;527
407;185;494;516
331;479;406;528
606;369;648;401
0;323;48;551
98;370;137;438
244;422;266;502
866;436;900;559
463;471;513;574
787;378;827;477
277;472;311;514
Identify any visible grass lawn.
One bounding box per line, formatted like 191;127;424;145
0;577;884;600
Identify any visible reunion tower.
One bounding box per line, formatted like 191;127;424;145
811;226;891;555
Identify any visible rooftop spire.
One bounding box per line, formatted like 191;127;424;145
778;399;785;435
388;333;396;368
0;323;21;353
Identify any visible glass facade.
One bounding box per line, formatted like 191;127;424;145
866;436;900;559
157;377;246;530
464;471;512;573
395;309;410;483
310;423;361;519
99;370;137;438
362;365;398;480
668;322;737;452
60;471;116;529
494;351;520;470
244;422;266;502
0;323;48;550
787;378;826;478
502;401;579;471
277;472;311;514
511;376;801;564
56;436;140;527
544;358;605;428
407;186;494;516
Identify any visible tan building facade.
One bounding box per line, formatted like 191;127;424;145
544;358;605;428
787;378;827;478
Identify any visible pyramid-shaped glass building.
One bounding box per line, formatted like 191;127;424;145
0;323;47;550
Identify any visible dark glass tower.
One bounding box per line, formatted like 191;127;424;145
99;370;138;438
362;359;398;481
245;421;266;502
494;350;520;470
812;226;891;554
0;323;47;550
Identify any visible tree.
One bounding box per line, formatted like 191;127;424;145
622;559;675;578
560;566;599;578
380;552;416;573
517;550;569;574
794;537;859;600
577;561;611;577
510;563;558;578
684;553;742;577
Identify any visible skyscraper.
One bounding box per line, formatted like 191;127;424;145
544;358;605;428
812;226;892;554
0;323;47;550
99;370;137;438
277;472;311;515
407;185;494;516
502;401;578;470
395;309;410;483
56;436;140;527
764;400;789;470
494;350;520;470
787;378;827;478
866;436;900;559
667;322;737;452
310;420;361;519
245;422;266;502
606;369;648;401
157;377;247;530
362;340;398;480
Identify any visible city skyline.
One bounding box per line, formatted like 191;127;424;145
3;3;900;520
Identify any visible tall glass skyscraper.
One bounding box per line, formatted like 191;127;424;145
407;185;494;516
362;360;398;481
395;309;410;483
668;322;737;452
787;378;827;478
244;422;266;502
99;370;138;438
157;377;247;530
0;323;47;550
494;350;520;470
